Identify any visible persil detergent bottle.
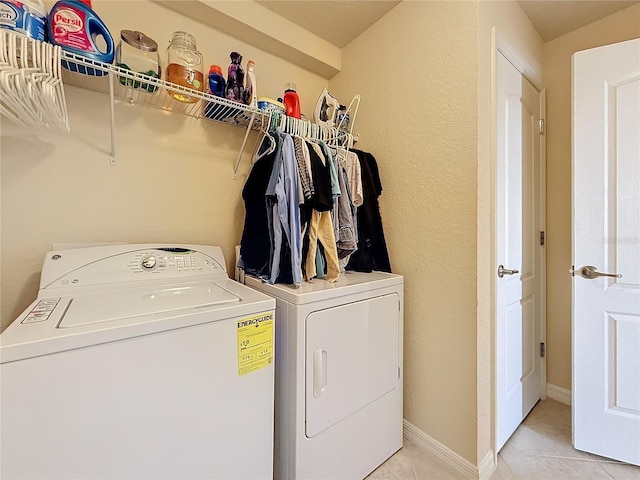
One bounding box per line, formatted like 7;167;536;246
47;0;114;76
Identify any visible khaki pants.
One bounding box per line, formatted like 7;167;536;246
305;209;340;282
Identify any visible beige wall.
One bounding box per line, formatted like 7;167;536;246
544;3;640;390
478;0;544;461
330;0;543;465
330;1;480;463
1;0;328;327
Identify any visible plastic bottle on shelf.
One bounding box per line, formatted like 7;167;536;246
336;104;350;131
283;82;300;119
203;64;226;119
47;0;114;76
225;51;244;103
244;60;257;108
165;31;204;104
207;65;226;98
0;0;47;41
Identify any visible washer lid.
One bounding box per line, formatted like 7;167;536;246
58;282;239;328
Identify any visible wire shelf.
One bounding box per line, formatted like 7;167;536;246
60;51;267;131
5;43;359;175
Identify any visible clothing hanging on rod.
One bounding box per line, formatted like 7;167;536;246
266;133;302;285
240;129;342;285
302;139;339;282
238;103;390;285
239;135;281;278
293;136;314;201
345;149;391;273
333;158;357;260
339;148;363;207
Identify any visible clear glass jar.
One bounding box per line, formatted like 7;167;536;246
165;31;204;104
116;30;160;94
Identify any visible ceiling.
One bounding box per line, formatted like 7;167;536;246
256;0;639;46
256;0;401;48
518;0;638;41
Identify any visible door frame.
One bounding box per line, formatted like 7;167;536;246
491;29;547;455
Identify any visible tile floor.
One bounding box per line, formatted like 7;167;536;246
366;399;640;479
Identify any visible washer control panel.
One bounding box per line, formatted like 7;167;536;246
129;248;214;274
41;245;228;289
141;255;157;270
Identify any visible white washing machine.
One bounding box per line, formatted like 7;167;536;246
242;271;404;480
1;244;276;480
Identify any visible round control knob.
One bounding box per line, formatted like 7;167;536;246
141;255;157;270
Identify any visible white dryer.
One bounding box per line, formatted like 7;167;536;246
1;244;276;480
243;271;404;480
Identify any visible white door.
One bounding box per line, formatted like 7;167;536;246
496;50;543;451
572;38;640;466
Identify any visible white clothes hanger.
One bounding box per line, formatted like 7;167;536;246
253;111;278;162
0;31;69;130
335;93;360;136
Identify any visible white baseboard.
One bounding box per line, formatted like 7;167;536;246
478;450;496;480
403;420;495;480
546;383;571;406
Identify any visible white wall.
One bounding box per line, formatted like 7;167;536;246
1;0;328;327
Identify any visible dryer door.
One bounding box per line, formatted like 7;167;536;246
305;293;400;438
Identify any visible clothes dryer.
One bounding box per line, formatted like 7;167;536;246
242;271;404;480
1;244;275;480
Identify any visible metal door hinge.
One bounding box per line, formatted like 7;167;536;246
398;367;401;379
538;119;545;135
540;342;546;358
540;231;545;246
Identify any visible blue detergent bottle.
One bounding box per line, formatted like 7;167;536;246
0;0;47;41
47;0;114;76
208;64;226;97
203;64;227;119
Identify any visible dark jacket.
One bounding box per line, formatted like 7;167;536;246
346;150;392;273
239;137;278;277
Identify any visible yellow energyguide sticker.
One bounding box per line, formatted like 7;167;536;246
237;311;274;375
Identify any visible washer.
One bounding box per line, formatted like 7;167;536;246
242;271;404;480
1;244;276;480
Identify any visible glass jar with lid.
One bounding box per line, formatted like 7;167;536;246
116;30;161;94
165;31;204;104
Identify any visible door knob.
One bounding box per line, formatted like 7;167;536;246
576;265;622;280
497;265;519;278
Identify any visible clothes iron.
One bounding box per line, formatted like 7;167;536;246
313;87;340;127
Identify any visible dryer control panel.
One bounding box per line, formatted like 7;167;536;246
40;245;228;289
